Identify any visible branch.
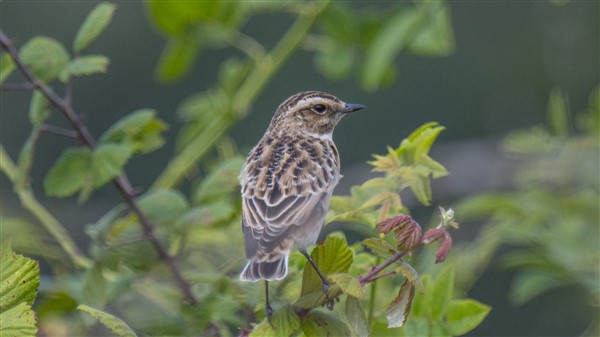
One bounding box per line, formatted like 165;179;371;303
0;82;36;91
358;250;407;287
0;31;198;305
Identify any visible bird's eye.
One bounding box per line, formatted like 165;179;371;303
312;104;327;114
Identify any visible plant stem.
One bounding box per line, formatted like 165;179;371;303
0;31;198;305
358;250;406;287
0;145;92;269
151;0;330;190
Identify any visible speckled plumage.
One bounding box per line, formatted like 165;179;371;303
239;91;365;282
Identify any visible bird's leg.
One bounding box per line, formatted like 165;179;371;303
300;250;333;310
264;280;274;327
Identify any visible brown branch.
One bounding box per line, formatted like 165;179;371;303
40;124;79;138
0;30;198;305
358;250;407;287
0;82;36;90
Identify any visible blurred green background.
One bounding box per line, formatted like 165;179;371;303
1;1;598;336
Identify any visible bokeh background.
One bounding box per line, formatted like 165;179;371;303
1;1;598;336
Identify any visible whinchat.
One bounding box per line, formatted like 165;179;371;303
239;91;365;314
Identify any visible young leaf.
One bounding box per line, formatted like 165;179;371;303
73;2;117;52
44;147;92;197
29;91;51;126
385;279;415;328
299;236;353;307
20;36;70;82
301;310;352;337
59;55;110;82
445;299;491;336
362;237;396;259
429;265;454;320
345;296;369;337
100;109;167;154
329;273;364;299
249;305;300;337
78;305;137;337
0;52;16;83
92;143;133;188
0;245;40;337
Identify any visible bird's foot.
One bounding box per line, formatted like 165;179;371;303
322;282;334;310
265;304;274;328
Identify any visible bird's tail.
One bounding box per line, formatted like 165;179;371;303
239;254;289;282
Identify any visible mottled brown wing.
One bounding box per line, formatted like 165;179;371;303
240;138;339;258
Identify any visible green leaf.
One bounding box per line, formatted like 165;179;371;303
92;143;133;188
329;273;364;299
15;128;40;192
362;237;396;259
445;299;491;336
298;236;353;308
155;31;201;83
249;305;300;337
547;88;569;137
386;279;415;328
193;156;244;204
78;304;138;337
44;147;92;197
0;303;37;337
80;264;107;308
362;8;422;90
138;189;189;226
408;1;455;56
315;43;355;81
100;109;167;154
301;310;352;337
397;261;424;293
429;265;454;320
0;245;39;337
404;316;429;337
509;271;565;306
0;52;15;83
178;201;235;228
29;91;51;126
73;2;117;52
20;36;70;82
59;55;110;82
345;296;369;337
146;0;223;35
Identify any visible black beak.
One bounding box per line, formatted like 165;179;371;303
341;103;366;114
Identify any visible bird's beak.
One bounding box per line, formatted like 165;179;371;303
341;103;366;114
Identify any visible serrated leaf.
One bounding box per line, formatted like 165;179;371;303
429;265;454;320
0;245;39;337
299;236;353;309
301;310;352;337
0;244;40;310
386;279;415;328
445;299;491;336
138;189;188;226
44;147;92;197
92;143;132;188
0;302;37;337
59;55;110;82
20;36;70;82
329;273;364;299
362;237;396;259
249;305;300;337
73;2;117;52
78;304;137;337
345;296;369;337
100;109;167;154
397;261;424;293
29;91;51;125
0;52;16;83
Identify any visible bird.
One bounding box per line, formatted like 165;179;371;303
239;91;365;318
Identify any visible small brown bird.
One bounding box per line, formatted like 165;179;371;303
239;91;365;316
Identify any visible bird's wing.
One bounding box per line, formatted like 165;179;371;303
240;140;339;257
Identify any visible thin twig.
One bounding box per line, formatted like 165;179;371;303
0;82;36;91
0;30;198;305
358;250;406;287
40;124;79;138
